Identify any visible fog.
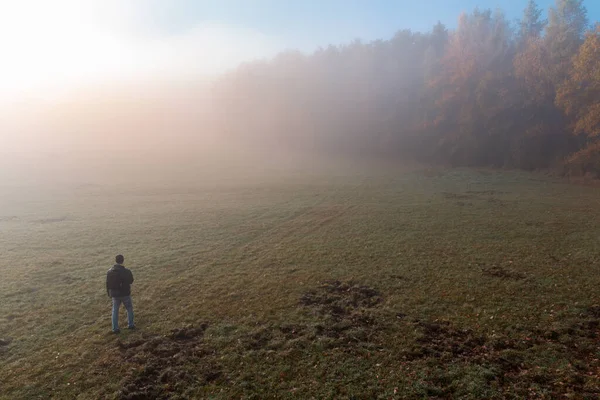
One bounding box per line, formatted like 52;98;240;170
2;79;238;186
0;78;345;188
2;1;598;188
0;0;297;188
0;55;390;189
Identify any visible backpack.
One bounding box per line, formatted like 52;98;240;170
106;269;123;291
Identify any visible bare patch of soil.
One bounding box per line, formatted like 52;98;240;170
115;324;221;400
241;281;384;354
481;266;526;280
400;308;600;398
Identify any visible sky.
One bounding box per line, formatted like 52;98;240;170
0;0;599;102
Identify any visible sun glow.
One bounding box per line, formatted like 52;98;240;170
0;1;136;99
0;1;283;104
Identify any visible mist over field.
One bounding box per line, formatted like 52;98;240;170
0;81;389;190
2;0;600;189
2;1;600;399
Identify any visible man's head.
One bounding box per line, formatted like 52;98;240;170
116;255;124;265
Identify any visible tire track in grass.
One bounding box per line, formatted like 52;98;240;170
227;191;355;254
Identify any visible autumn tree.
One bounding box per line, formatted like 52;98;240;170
511;0;589;168
209;1;599;175
426;9;516;166
546;0;589;83
519;0;547;44
557;24;600;137
556;24;600;176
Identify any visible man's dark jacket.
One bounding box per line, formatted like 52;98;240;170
106;264;134;298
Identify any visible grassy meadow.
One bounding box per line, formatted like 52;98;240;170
1;166;599;399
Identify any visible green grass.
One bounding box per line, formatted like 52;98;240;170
1;166;599;399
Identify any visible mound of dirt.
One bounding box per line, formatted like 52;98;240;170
482;266;526;280
240;281;385;354
400;310;600;398
584;305;600;318
441;192;476;200
299;280;383;350
402;320;487;361
299;280;382;314
0;338;10;355
116;324;220;400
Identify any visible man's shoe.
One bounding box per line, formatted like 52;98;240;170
112;329;121;334
127;326;136;330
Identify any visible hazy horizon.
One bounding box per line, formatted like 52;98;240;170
4;0;599;103
1;0;599;186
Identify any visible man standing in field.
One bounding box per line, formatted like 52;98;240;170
106;255;135;333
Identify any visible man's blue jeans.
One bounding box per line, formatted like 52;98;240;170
112;296;134;331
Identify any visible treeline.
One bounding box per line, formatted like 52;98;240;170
211;0;600;176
